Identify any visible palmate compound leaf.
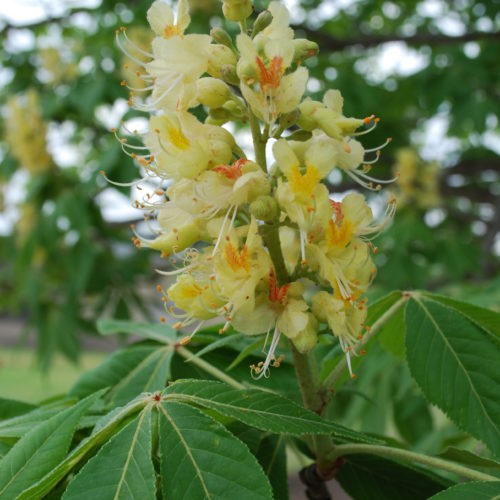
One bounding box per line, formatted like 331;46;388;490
63;408;156;500
0;391;102;499
427;481;500;499
70;343;173;407
405;296;500;456
158;401;273;499
164;379;378;443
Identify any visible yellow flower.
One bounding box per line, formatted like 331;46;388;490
196;159;270;210
236;4;308;125
214;217;272;316
274;139;335;264
312;291;367;377
146;111;233;180
147;0;190;39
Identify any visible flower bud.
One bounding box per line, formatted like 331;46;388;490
218;66;238;86
293;39;319;63
222;0;253;22
252;10;273;38
280;108;301;130
292;314;318;353
207;44;237;79
210;27;236;52
196;77;230;108
148;222;201;255
249;195;279;222
297;100;323;131
285;129;312;142
222;99;246;118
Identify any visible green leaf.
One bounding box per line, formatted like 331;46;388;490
184;333;247;362
0;401;73;439
164;380;378;443
97;319;176;343
0;392;102;499
228;424;289;500
405;297;500;455
158;401;273;499
421;292;500;342
18;397;147;500
393;393;433;445
439;447;500;472
378;303;406;359
0;398;37;420
427;480;500;499
63;409;155;500
226;338;265;371
70;344;173;406
336;454;449;500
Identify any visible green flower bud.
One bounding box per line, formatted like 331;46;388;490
210;27;236;52
297;100;323;131
293;39;319;63
222;99;246;118
207;44;237;79
220;65;240;86
280;108;301;130
249;195;279;222
252;10;273;38
196;77;230;108
285;129;313;142
222;0;253;22
292;314;318;354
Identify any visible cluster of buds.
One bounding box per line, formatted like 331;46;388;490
115;0;396;379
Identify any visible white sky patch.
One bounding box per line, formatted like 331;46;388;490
95;99;129;130
95;187;140;223
355;42;430;84
0;169;29;235
0;0;101;26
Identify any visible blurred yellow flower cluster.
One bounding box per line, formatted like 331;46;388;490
116;0;395;379
393;148;440;209
5;89;52;174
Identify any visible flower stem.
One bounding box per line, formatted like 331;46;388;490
249;110;268;171
176;345;245;389
259;222;289;285
323;294;409;390
289;342;336;476
329;444;499;482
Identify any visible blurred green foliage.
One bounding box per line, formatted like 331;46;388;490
0;0;498;368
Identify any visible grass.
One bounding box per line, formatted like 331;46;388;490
0;348;106;403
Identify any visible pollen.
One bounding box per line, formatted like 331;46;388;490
180;336;191;345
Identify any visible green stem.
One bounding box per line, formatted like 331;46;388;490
330;444;499;482
289;342;336;475
259;223;289;285
249;110;267;170
176;346;245;389
323;294;409;390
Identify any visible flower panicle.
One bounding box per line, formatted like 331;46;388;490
111;0;397;381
